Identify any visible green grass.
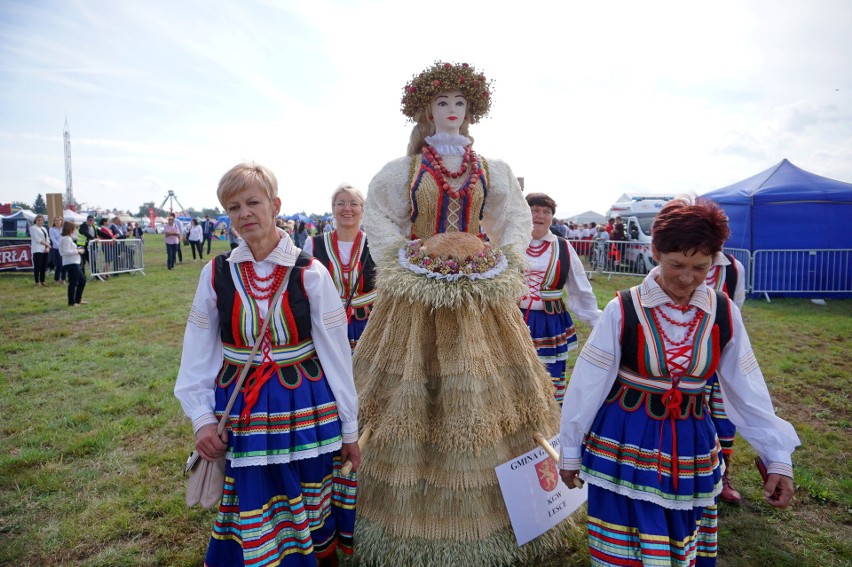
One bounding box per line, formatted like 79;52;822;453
1;239;850;566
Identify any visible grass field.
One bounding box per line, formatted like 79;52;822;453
1;234;850;566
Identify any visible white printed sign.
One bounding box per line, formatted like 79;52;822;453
495;435;588;546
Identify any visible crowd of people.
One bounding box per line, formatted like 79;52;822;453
168;61;798;567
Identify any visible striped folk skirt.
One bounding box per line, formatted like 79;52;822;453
205;356;356;566
581;383;723;566
704;373;737;456
520;306;578;404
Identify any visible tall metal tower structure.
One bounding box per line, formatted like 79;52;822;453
64;118;74;204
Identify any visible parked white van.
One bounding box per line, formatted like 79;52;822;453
607;198;671;274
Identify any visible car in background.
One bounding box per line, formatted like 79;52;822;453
143;223;164;234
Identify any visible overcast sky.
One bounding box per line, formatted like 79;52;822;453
1;0;850;218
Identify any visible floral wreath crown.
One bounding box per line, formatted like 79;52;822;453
401;61;494;124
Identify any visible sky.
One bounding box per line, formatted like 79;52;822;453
1;0;851;219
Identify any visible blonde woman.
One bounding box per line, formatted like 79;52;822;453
175;163;359;567
303;184;376;350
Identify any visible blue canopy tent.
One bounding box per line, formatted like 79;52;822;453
703;159;852;297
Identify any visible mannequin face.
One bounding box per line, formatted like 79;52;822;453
530;206;553;240
430;90;467;136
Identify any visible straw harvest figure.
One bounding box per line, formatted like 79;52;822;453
350;61;572;567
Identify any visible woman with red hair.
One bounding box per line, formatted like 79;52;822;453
558;194;799;566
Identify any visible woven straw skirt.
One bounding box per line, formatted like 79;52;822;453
350;252;575;567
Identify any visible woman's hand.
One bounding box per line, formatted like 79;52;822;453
560;469;581;489
340;441;362;473
195;424;228;462
764;473;795;508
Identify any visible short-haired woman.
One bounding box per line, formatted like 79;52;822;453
559;194;800;566
175;162;359;567
522;192;601;404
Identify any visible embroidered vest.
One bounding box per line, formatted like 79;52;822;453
611;287;733;419
212;251;313;346
407;152;490;239
309;233;376;296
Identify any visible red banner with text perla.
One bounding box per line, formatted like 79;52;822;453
0;245;32;269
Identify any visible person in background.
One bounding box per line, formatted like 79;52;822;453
49;215;66;284
294;220;308;248
202;215;216;255
228;224;240;249
522;193;602;403
109;216;127;239
97;218;117;277
703;249;747;504
163;215;182;270
77;215;98;275
188;218;204;261
29;214;50;286
133;222;145;241
304;183;377;351
559;194;799;566
174;162;359;567
173;216;185;264
59;220;87;306
610;215;626;269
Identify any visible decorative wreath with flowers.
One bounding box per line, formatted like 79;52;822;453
401;61;494;124
400;239;506;281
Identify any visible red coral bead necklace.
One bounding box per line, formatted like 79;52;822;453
526;240;551;258
423;144;481;199
240;262;287;301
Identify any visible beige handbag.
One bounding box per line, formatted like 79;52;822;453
184;267;291;509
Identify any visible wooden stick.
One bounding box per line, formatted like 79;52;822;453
534;433;584;488
340;427;372;476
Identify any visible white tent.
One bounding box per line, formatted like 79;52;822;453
63;209;88;223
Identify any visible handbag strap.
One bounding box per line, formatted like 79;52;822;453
216;265;293;436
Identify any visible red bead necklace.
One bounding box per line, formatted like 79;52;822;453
526;240;551;258
650;304;704;347
331;230;363;295
423;144;481;198
240;263;287;300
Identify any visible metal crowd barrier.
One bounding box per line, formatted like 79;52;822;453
567;238;655;278
751;248;852;299
722;247;751;290
88;238;145;279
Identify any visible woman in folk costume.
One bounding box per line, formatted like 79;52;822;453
521;192;602;404
703;251;747;503
559;195;799;566
351;61;568;567
303;184;376;351
174;163;360;567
